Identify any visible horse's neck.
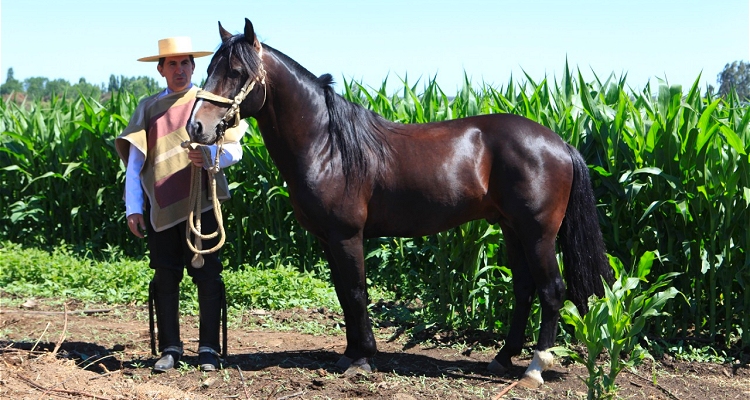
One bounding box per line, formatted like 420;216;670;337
254;55;328;178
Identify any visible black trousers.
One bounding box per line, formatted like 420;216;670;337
146;208;223;280
146;207;224;353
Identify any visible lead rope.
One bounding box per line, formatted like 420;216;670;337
186;45;265;268
181;138;226;268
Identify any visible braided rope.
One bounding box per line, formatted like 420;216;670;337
185;45;265;268
182;140;226;268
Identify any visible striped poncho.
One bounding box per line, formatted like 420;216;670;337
115;86;245;232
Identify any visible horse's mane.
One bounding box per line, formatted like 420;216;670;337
230;36;393;185
319;74;393;185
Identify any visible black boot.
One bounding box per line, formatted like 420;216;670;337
196;277;225;371
154;346;183;372
151;269;183;372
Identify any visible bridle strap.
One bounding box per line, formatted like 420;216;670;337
195;45;266;132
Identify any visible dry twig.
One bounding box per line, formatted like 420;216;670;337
48;302;68;359
30;322;50;353
236;365;252;400
16;373;112;400
492;380;520;400
0;308;116;315
276;391;305;400
626;369;681;400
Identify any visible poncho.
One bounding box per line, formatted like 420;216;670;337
115;86;245;232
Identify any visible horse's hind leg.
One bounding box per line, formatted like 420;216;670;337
489;225;535;374
521;233;565;388
319;233;377;374
489;225;565;389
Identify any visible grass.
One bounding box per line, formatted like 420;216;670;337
0;240;342;314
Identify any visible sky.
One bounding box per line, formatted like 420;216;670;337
1;0;748;95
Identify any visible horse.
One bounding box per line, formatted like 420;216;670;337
187;18;613;388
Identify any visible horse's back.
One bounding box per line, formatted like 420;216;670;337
362;113;573;237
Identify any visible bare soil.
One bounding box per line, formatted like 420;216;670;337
1;299;748;399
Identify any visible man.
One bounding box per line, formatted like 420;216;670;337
115;37;247;372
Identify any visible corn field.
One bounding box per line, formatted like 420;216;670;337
1;66;748;349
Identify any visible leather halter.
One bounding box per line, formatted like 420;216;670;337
195;45;266;135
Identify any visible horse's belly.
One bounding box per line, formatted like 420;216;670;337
363;195;495;238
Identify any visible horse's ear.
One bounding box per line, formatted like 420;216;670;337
219;21;232;43
244;18;261;52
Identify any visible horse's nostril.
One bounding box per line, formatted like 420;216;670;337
192;121;203;137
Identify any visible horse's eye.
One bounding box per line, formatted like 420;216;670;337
228;69;242;79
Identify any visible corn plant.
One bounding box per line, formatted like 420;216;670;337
2;69;749;349
555;251;680;400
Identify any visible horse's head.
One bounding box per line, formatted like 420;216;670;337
187;18;266;144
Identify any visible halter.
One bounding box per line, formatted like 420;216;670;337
195;45;267;136
182;46;265;267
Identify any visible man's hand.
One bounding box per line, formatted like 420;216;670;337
188;148;205;168
127;213;147;238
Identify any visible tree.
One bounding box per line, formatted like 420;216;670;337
118;76;162;98
717;60;750;100
73;78;102;99
24;77;48;101
0;68;23;95
46;78;71;99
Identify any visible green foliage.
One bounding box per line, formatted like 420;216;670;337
554;251;680;400
0;241;339;314
0;68;23;95
108;75;163;98
224;264;339;311
1;68;749;350
0;242;150;304
0;71;160;102
717;60;750;100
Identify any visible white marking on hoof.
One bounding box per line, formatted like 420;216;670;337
487;359;509;375
521;350;554;387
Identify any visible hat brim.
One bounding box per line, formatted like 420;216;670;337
137;51;214;62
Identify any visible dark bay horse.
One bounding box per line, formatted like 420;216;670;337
187;18;612;387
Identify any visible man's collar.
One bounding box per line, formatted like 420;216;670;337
159;83;193;98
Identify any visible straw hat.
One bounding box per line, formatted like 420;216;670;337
137;37;213;62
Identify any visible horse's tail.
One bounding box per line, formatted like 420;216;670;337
558;144;613;314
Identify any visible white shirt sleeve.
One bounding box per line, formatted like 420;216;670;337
206;141;243;169
125;146;145;217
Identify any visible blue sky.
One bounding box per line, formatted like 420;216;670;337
2;0;748;94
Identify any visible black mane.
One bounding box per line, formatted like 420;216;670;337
217;34;264;79
321;76;393;185
230;37;393;186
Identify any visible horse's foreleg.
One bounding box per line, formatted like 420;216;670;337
489;228;535;374
323;232;376;374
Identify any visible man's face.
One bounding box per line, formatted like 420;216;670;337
158;55;194;92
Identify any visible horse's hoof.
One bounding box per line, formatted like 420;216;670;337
518;349;552;388
344;361;372;376
487;358;509;375
519;373;543;389
335;356;353;370
336;356;372;376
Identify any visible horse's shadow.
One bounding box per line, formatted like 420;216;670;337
1;339;567;383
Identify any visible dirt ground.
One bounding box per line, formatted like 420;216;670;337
1;299;749;400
